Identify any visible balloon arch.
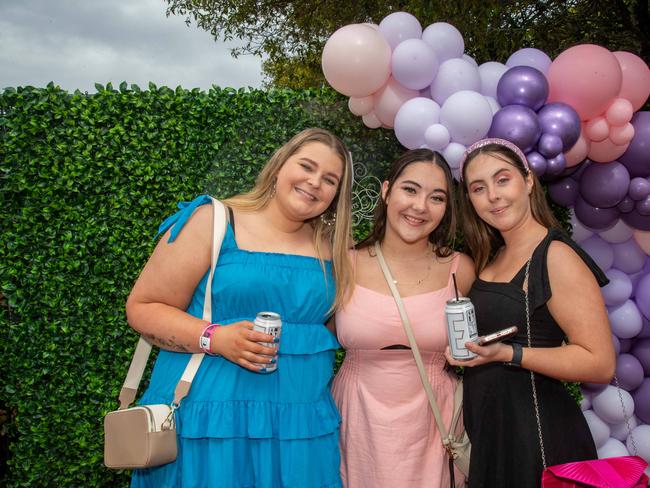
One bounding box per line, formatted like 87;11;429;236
322;11;650;469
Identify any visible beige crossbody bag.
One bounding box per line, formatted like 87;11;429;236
104;197;227;469
375;242;471;484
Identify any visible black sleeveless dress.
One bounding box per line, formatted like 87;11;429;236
463;229;608;488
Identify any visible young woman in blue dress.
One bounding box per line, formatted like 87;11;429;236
125;128;354;487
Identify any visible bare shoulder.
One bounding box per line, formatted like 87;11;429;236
454;252;476;295
546;239;599;290
166;203;213;249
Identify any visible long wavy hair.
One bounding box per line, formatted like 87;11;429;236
357;149;456;259
224;128;354;310
459;143;561;273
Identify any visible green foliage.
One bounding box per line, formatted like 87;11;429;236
0;84;400;487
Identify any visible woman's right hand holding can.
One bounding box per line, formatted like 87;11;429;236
211;320;278;372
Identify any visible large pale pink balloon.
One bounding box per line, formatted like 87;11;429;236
322;24;391;97
547;45;622;120
614;51;650;112
588;138;630;163
373;77;419;128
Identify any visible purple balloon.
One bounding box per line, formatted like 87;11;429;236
538;133;564;158
602;268;633;306
549;177;579;206
574;196;620;230
570;159;594;181
629;177;650;201
546;153;566;175
612;238;647;274
506;48;552;74
636;195;650;216
635;274;650;319
618;197;635;214
579;161;631;208
618;111;650;178
537;102;581;151
632;378;650;424
526;150;547;176
496;66;549;111
615;353;645;391
612;334;621;355
621;208;650;231
638;314;650;338
618;338;633;353
608;299;643;339
631;338;650;375
488;105;541;153
579;235;614;271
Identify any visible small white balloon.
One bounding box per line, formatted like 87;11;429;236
478;61;508;99
597;437;631;458
443;142;466;170
424;124;450;150
440;90;493;145
484;96;501;115
610;415;638;441
421;22;464;62
583;410;611;448
393;97;441;149
592;385;635;424
627;424;650;462
392;39;440;90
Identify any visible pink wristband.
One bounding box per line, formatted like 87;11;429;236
199;323;221;355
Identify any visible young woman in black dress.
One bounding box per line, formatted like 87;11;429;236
445;138;615;488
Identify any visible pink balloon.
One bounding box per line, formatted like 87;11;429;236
348;96;374;116
362;111;381;129
609;123;635;146
634;230;650;254
547;44;623;120
565;131;591;167
606;98;634;127
586;116;610;142
614;51;650;112
373;77;418;128
588;138;630;163
322;24;392;97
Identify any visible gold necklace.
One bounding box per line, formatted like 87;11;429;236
380;245;434;286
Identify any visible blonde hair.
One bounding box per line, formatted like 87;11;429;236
459;143;561;273
223;128;354;311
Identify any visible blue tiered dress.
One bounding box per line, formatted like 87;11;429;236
131;196;342;488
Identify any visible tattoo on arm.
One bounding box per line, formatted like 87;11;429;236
143;333;191;352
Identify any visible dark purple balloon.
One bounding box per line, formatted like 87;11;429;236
629;177;650;200
574;196;620;229
631;338;650;376
632;378;650;424
570;159;594;181
489;105;541;153
526;151;547;176
538;133;563;158
621;208;650;230
537;102;581;150
612;334;621;355
618;197;635;214
549;177;579;206
546;153;566;175
636;195;650;216
618;338;633;353
615;353;644;391
496;66;549;111
579;161;630;208
618;111;650;178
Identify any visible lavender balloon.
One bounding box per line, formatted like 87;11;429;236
538;133;564;158
579;161;630;208
621;208;650;231
635;274;650;319
615;353;645;391
548;177;579;206
631;338;650;375
537;102;581;151
526;151;547;176
612;238;647;274
496;66;549;111
632;379;650;424
636;195;650;216
602;268;633;306
608;299;643;339
574;196;620;230
619;111;650;178
546;153;566;175
506;48;552;75
488;105;541;153
579;234;614;271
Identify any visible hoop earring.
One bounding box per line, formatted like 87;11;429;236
320;212;336;226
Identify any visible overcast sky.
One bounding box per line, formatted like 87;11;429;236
0;0;265;93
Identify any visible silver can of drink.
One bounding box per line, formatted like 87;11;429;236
253;311;282;373
445;297;478;360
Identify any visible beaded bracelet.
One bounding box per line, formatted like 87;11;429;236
199;323;222;355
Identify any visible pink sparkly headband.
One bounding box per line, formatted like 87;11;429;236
459;138;530;180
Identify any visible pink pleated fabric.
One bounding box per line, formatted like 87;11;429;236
332;252;465;488
541;455;649;487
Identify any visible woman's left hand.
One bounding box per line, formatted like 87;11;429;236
444;341;512;367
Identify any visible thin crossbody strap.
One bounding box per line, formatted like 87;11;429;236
374;242;453;441
118;198;227;409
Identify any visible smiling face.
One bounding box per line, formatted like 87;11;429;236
382;161;450;245
465;152;534;233
273;141;344;222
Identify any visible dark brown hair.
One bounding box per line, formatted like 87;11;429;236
459;143;561;273
358;148;456;258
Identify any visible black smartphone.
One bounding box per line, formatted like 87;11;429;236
476;326;519;346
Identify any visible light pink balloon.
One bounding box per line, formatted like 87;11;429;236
586;116;610;142
588;138;630;163
609;123;635;146
362;111;382;129
565;130;591;167
633;230;650;254
614;51;650;112
547;44;623;120
373;77;418;128
348;96;374;116
606;98;634;127
322;24;392;97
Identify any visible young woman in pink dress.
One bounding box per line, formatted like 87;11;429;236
331;149;475;488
